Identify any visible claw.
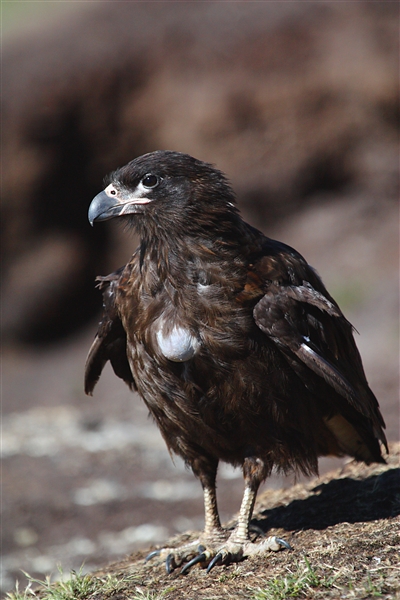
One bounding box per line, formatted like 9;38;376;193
166;553;177;574
145;549;161;562
249;523;265;537
180;551;207;575
206;552;223;574
274;537;292;551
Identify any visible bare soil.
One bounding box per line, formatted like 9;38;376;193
90;444;400;599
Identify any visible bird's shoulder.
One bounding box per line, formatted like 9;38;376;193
249;232;355;380
236;228;322;303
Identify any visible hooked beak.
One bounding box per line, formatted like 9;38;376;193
88;189;152;226
88;191;122;226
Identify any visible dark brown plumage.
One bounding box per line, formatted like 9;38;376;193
85;150;387;572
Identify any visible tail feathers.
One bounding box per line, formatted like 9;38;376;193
324;414;386;464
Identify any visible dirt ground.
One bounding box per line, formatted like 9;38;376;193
15;443;399;600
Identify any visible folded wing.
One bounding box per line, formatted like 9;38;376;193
85;268;136;395
252;243;387;461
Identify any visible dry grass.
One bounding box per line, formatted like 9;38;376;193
7;444;400;600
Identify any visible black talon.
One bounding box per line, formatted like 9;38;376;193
275;537;293;550
145;549;161;562
249;523;265;538
180;552;207;575
206;553;223;574
166;553;176;574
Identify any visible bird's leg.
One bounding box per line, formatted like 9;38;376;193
145;455;227;573
178;482;229;574
230;455;265;544
189;454;225;539
145;455;290;574
230;483;258;544
206;456;292;572
202;486;223;536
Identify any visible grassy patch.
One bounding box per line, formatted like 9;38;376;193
5;568;142;600
5;557;399;600
250;556;399;600
5;450;399;600
251;557;340;599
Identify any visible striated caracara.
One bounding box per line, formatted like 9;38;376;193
85;151;387;573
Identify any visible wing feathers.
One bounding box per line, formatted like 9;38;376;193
296;342;357;403
253;277;386;452
254;284;358;404
285;281;342;318
84;269;136;395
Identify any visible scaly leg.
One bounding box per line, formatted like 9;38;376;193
146;456;290;574
206;456;291;572
146;455;227;573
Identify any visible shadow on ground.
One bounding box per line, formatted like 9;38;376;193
255;466;400;533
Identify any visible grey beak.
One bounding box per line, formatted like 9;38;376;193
88;190;120;226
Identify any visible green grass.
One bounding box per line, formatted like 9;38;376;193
251;557;341;600
5;568;143;600
6;559;397;600
126;589;172;600
251;557;396;600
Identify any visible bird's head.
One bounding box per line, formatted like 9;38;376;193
88;151;238;235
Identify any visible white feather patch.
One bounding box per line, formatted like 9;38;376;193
156;324;199;362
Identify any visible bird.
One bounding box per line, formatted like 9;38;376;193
85;150;387;574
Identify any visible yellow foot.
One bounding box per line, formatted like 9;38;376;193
206;535;292;573
145;534;291;574
145;530;228;574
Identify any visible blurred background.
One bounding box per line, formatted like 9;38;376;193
2;1;399;594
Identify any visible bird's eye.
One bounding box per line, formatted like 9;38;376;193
141;174;159;189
